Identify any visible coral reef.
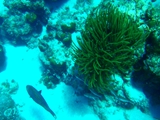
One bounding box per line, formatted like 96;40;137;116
2;0;51;47
38;37;74;85
25;12;37;24
0;92;23;120
131;4;160;106
0;44;6;71
0;79;19;94
76;0;93;5
88;75;150;120
40;72;60;89
72;4;149;93
61;22;76;33
3;0;51;24
55;31;72;47
2;13;32;44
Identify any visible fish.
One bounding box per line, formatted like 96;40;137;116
26;85;57;119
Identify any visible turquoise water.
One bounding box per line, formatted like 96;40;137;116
0;0;159;120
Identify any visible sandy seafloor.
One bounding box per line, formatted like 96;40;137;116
0;44;99;120
0;0;159;120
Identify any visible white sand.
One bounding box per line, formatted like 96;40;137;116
0;44;98;120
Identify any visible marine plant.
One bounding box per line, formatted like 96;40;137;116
72;4;149;93
62;34;72;47
25;12;37;24
56;32;72;47
48;56;67;75
61;22;76;33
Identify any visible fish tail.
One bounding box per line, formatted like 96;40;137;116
48;109;57;119
52;113;57;119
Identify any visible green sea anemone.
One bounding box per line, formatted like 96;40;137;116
72;4;149;93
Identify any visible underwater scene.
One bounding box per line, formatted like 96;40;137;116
0;0;160;120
